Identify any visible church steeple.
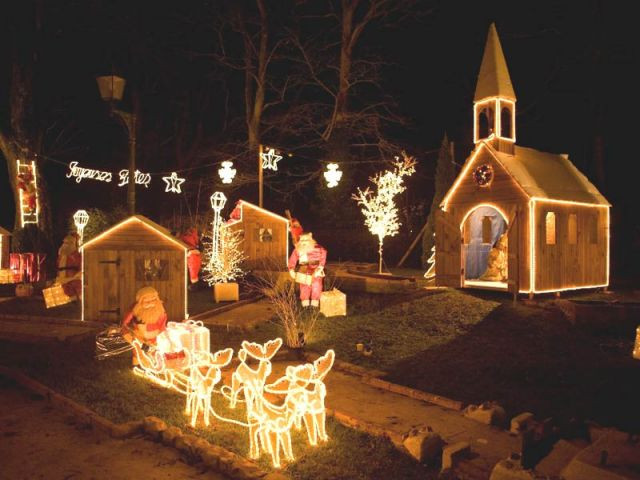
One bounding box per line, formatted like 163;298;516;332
473;23;516;153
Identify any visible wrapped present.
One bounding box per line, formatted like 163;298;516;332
213;282;239;302
165;320;210;355
0;269;13;284
15;283;34;298
320;288;346;317
43;283;74;308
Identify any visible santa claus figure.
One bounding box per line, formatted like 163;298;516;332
17;168;37;212
56;234;82;298
121;286;168;365
180;227;201;286
289;218;304;245
288;232;327;307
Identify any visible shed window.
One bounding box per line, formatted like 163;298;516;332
482;216;492;243
589;213;599;244
568;214;577;245
545;212;556;245
259;228;273;243
136;259;169;281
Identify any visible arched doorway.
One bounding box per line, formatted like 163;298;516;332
460;205;508;287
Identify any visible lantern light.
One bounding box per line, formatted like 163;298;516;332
324;163;342;188
218;161;237;184
73;210;90;246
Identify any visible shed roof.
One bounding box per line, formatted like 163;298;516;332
226;200;289;227
0;226;11;236
474;23;516;102
493;144;610;206
81;215;189;251
443;142;610;207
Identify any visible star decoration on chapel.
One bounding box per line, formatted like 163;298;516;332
261;148;282;171
162;171;186;193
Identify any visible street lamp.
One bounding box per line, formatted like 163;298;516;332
96;75;137;215
73;209;89;246
210;192;227;265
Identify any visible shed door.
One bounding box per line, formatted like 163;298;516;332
84;250;121;322
435;209;462;287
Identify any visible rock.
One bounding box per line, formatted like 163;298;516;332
442;441;471;471
535;440;582;478
263;473;290;480
174;433;201;453
111;420;142;438
143;416;167;439
200;447;221;470
489;458;539;480
403;432;444;464
464;402;507;428
160;426;182;446
192;437;211;456
510;412;535;434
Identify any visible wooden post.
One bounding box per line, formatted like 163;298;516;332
397;221;429;267
258;144;264;208
513;208;519;305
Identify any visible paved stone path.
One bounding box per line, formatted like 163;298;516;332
0;377;227;480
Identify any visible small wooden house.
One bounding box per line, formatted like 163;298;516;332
80;215;188;322
435;24;610;296
225;200;289;270
0;226;10;269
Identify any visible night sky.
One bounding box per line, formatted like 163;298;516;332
1;1;637;276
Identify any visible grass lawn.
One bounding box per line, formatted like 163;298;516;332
0;338;437;480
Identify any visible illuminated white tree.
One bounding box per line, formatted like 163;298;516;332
352;154;416;274
202;224;246;285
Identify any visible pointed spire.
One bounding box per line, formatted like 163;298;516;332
474;23;516;102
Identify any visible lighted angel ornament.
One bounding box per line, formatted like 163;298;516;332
218;161;237;184
323;163;342;188
352;153;416;274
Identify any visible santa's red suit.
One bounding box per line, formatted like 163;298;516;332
180;228;201;284
56;234;82;298
289;218;304;245
288;233;327;307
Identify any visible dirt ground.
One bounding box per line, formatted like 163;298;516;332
0;378;227;480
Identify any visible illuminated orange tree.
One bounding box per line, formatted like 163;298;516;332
352;153;416;273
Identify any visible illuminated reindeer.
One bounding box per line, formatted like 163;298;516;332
228;338;282;461
185;348;234;428
131;339;172;388
265;350;335;446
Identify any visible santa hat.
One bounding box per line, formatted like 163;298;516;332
135;286;159;302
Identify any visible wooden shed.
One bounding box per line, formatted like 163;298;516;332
0;226;10;269
80;215;188;322
435;24;610;296
225;200;289;270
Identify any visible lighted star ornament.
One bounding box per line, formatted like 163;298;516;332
218;161;237;184
324;163;342;188
162;172;186;193
261;148;282;171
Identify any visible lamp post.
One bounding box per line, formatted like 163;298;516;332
73;209;89;246
96;75;137;215
210;192;227;265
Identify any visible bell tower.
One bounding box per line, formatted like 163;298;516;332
473;23;516;154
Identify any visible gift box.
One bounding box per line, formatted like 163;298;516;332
320;288;347;317
15;283;34;298
0;269;13;284
213;282;239;302
166;320;210;356
42;283;73;308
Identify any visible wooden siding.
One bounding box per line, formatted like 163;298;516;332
533;202;608;291
0;234;9;269
443;147;531;292
83;220;186;322
228;205;288;270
